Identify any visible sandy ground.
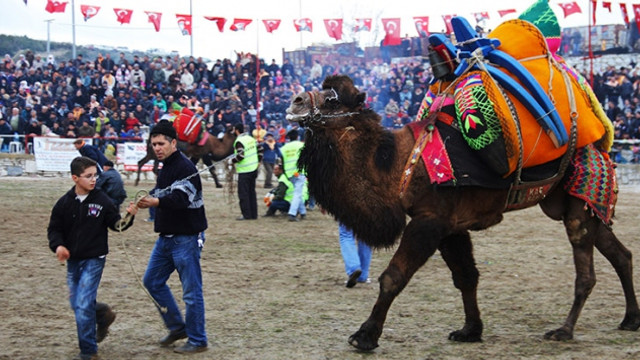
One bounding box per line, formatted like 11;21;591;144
1;175;640;360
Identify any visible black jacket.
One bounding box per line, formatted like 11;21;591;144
48;187;133;260
153;150;207;235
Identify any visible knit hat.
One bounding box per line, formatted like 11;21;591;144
150;120;177;139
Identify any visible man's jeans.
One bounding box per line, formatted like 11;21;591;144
339;222;372;282
67;257;106;355
143;234;207;347
287;174;307;217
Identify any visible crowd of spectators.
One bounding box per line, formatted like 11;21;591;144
0;48;639;156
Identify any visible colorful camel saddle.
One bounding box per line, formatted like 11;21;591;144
172;107;209;146
406;114;617;224
421;17;614;178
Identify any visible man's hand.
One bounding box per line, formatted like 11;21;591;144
136;196;159;209
56;245;70;262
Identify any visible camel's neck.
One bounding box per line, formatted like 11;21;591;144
300;123;406;248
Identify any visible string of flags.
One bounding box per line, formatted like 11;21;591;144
36;0;640;42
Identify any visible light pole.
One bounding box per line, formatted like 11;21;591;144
44;19;54;54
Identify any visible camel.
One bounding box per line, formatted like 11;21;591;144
286;75;640;351
134;128;236;187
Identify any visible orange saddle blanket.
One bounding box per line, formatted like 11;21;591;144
420;19;614;177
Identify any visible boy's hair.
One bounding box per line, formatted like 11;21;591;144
70;156;97;176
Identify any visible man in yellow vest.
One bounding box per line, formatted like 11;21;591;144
280;129;306;222
263;164;293;216
228;123;260;220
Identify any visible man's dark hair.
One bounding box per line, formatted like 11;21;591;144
233;123;244;134
70;156;97;176
286;129;299;141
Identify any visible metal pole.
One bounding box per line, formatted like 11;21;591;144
71;0;76;58
190;0;194;56
588;0;594;87
45;19;54;53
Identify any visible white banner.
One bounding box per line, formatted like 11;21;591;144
33;137;81;172
122;141;155;172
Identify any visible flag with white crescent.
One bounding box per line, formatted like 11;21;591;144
145;11;162;32
176;14;192;35
114;8;133;25
382;18;401;46
80;5;100;22
323;19;343;40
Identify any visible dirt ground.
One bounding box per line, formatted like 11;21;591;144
1;174;640;360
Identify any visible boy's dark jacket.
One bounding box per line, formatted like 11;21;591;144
48;187;132;259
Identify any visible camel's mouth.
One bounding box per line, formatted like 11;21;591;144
285;110;309;122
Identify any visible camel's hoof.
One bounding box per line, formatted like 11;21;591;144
544;328;573;341
215;184;223;188
348;330;379;352
619;312;640;331
448;329;482;342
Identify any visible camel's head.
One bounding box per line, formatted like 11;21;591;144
286;75;366;127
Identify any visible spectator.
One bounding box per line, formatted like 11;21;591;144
96;160;127;209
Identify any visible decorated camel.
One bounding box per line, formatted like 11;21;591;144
134;122;236;187
285;16;640;350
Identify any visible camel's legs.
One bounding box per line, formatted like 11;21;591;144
438;231;482;342
201;154;223;188
545;197;597;340
348;217;445;351
134;155;152;187
594;222;640;330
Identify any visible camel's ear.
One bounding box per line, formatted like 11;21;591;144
356;92;366;105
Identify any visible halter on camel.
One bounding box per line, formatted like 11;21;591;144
285;89;360;127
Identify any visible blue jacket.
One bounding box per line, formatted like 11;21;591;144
78;144;109;170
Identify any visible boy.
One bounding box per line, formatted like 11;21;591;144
48;156;138;360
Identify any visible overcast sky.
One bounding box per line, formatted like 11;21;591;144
0;0;625;62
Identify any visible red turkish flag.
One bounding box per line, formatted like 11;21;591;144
230;18;252;31
45;0;67;13
497;9;517;17
145;11;162;32
262;19;281;33
114;8;133;24
354;18;372;32
204;17;226;32
324;19;343;40
473;12;490;22
80;5;100;21
176;14;192;35
293;18;313;32
602;1;612;12
441;15;455;34
413;16;429;37
633;5;640;33
620;3;630;25
382;18;401;46
557;2;582;18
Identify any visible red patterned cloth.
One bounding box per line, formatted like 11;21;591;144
563;143;617;224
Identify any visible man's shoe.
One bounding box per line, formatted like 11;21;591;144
346;269;362;288
262;212;275;217
96;307;116;343
300;214;306;220
236;216;246;221
288;215;299;222
174;342;208;354
144;218;154;222
159;329;187;347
